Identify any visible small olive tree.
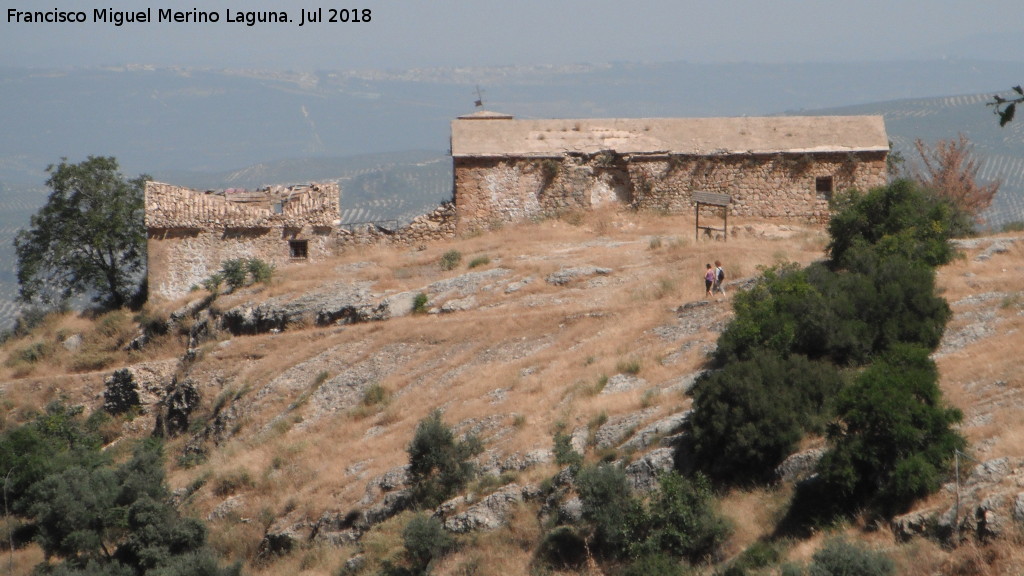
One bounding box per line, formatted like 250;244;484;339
406;410;482;509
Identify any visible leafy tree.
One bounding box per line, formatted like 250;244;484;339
816;345;965;516
912;134;999;228
28;465;121;563
836;248;950;356
569;466;729;565
0;402;107;517
712;262;810;365
689;353;844;484
827;179;959;268
104;369;141;416
0;407;236;575
631;472;730;564
406;410;483;509
575;462;644;556
15;156;148;309
220;259;249;292
400;513;455;574
713;255;949;368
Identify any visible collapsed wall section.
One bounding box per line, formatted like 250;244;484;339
146;182;340;300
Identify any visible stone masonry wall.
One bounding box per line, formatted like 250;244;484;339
453;151;888;232
148;225;336;300
146;182;341;300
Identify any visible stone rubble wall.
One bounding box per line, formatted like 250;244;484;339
453;151;888;232
335;202;456;249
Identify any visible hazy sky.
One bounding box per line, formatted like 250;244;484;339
2;0;1023;70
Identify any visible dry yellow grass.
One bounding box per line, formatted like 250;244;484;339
5;211;1023;575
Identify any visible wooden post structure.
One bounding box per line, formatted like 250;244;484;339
693;191;732;242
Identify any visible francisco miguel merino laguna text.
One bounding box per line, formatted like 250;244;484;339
7;8;371;26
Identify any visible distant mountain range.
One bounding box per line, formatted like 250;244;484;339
3;59;1024;328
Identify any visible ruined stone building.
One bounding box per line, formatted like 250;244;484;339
145;181;456;300
145;182;341;300
145;113;887;299
450;112;889;233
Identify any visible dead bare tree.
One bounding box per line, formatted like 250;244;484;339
912;134;1000;225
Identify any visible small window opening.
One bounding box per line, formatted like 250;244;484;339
815;176;834;198
272;202;284;214
289;240;308;259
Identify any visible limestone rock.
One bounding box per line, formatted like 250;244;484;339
600;373;647;395
592;407;659;449
620;411;691;452
775;447;826;484
546;266;612;286
625;448;676;492
443;483;528;533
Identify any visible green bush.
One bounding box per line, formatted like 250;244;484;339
631;472;731;564
402;513;455;573
362;383;390;407
712;262;810;364
816;345;965;516
727;540;784;574
467;255;490;269
553;424;582;469
220;259;249;291
412;293;429;315
689;353;844;484
246;257;275;284
617;358;642;375
566;466;730;566
827;179;960;269
8;340;54;365
439;250;462;271
212;469;255;497
0;402;106;516
575;462;642;556
536;526;588;571
714;253;950;367
807;538;894;576
201;273;224;294
406;410;483;509
103;368;141;415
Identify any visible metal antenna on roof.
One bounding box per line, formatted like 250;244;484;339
474;85;485;108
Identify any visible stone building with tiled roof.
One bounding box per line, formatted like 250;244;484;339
145;182;341;300
450;113;889;232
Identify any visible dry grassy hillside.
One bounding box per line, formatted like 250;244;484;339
2;208;1023;575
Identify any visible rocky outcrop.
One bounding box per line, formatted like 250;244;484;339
441;483;538;533
620;411;691;452
775;447;826;484
892;457;1024;545
220;282;388;334
625;447;676;492
592;407;660;450
546;266;612;286
153;377;200;438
